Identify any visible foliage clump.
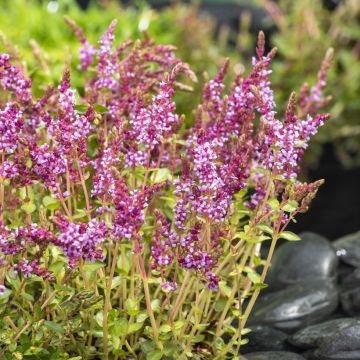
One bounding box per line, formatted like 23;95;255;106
0;19;330;359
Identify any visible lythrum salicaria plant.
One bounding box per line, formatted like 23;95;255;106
0;19;332;359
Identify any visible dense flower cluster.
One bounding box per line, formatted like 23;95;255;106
0;222;57;279
56;218;107;268
31;144;66;191
0;101;24;154
0;22;330;295
0;53;32;103
53;71;94;158
91;144;120;198
151;210;179;289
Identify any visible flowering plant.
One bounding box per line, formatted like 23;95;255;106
0;19;331;359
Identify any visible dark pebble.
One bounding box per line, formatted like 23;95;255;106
243;351;306;360
333;231;360;268
242;325;292;353
249;280;338;331
266;232;338;291
340;269;360;316
289;318;360;349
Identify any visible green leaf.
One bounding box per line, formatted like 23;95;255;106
34;330;44;342
74;104;88;113
128;322;143;334
49;261;67;276
111;276;122;290
173;320;184;330
117;254;131;274
267;198;280;210
150;168;171;184
159;324;172;333
26;159;32;169
83;261;105;272
136;312;149;323
19;187;34;201
279;231;301;241
282;200;299;212
244;266;261;284
219;281;232;297
241;328;252;335
192;335;205;343
239;338;249;345
125;298;139;316
256;223;273;235
140;340;156;354
151;299;161;313
113;318;128;337
253;283;268;289
195;323;209;331
44;321;65;334
163;342;177;356
214;337;225;350
95;311;103;327
93;104;109;113
21;292;34;302
214;298;227;312
72;209;88;220
21;202;36;214
146;350;163;360
42;196;60;211
112;335;121;350
237;209;251;216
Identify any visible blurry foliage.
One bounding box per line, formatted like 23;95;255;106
0;0;243;117
256;0;360;168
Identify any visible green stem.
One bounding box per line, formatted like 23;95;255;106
136;253;162;350
240;234;278;329
215;231;279;359
76;158;91;219
169;271;191;323
179;287;208;359
215;244;253;338
103;242;119;360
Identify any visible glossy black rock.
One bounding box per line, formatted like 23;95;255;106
243;351;306;360
242;325;292;353
333;231;360;267
266;232;338;291
249;280;338;331
312;350;360;360
340;269;360;316
314;322;360;359
289;318;360;349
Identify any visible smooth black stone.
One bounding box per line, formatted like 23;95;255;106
243;351;306;360
313;350;360;360
289;318;360;349
242;325;292;353
333;231;360;267
340;269;360;316
314;323;360;359
249;281;338;331
266;232;338;291
338;263;356;285
301;350;316;359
